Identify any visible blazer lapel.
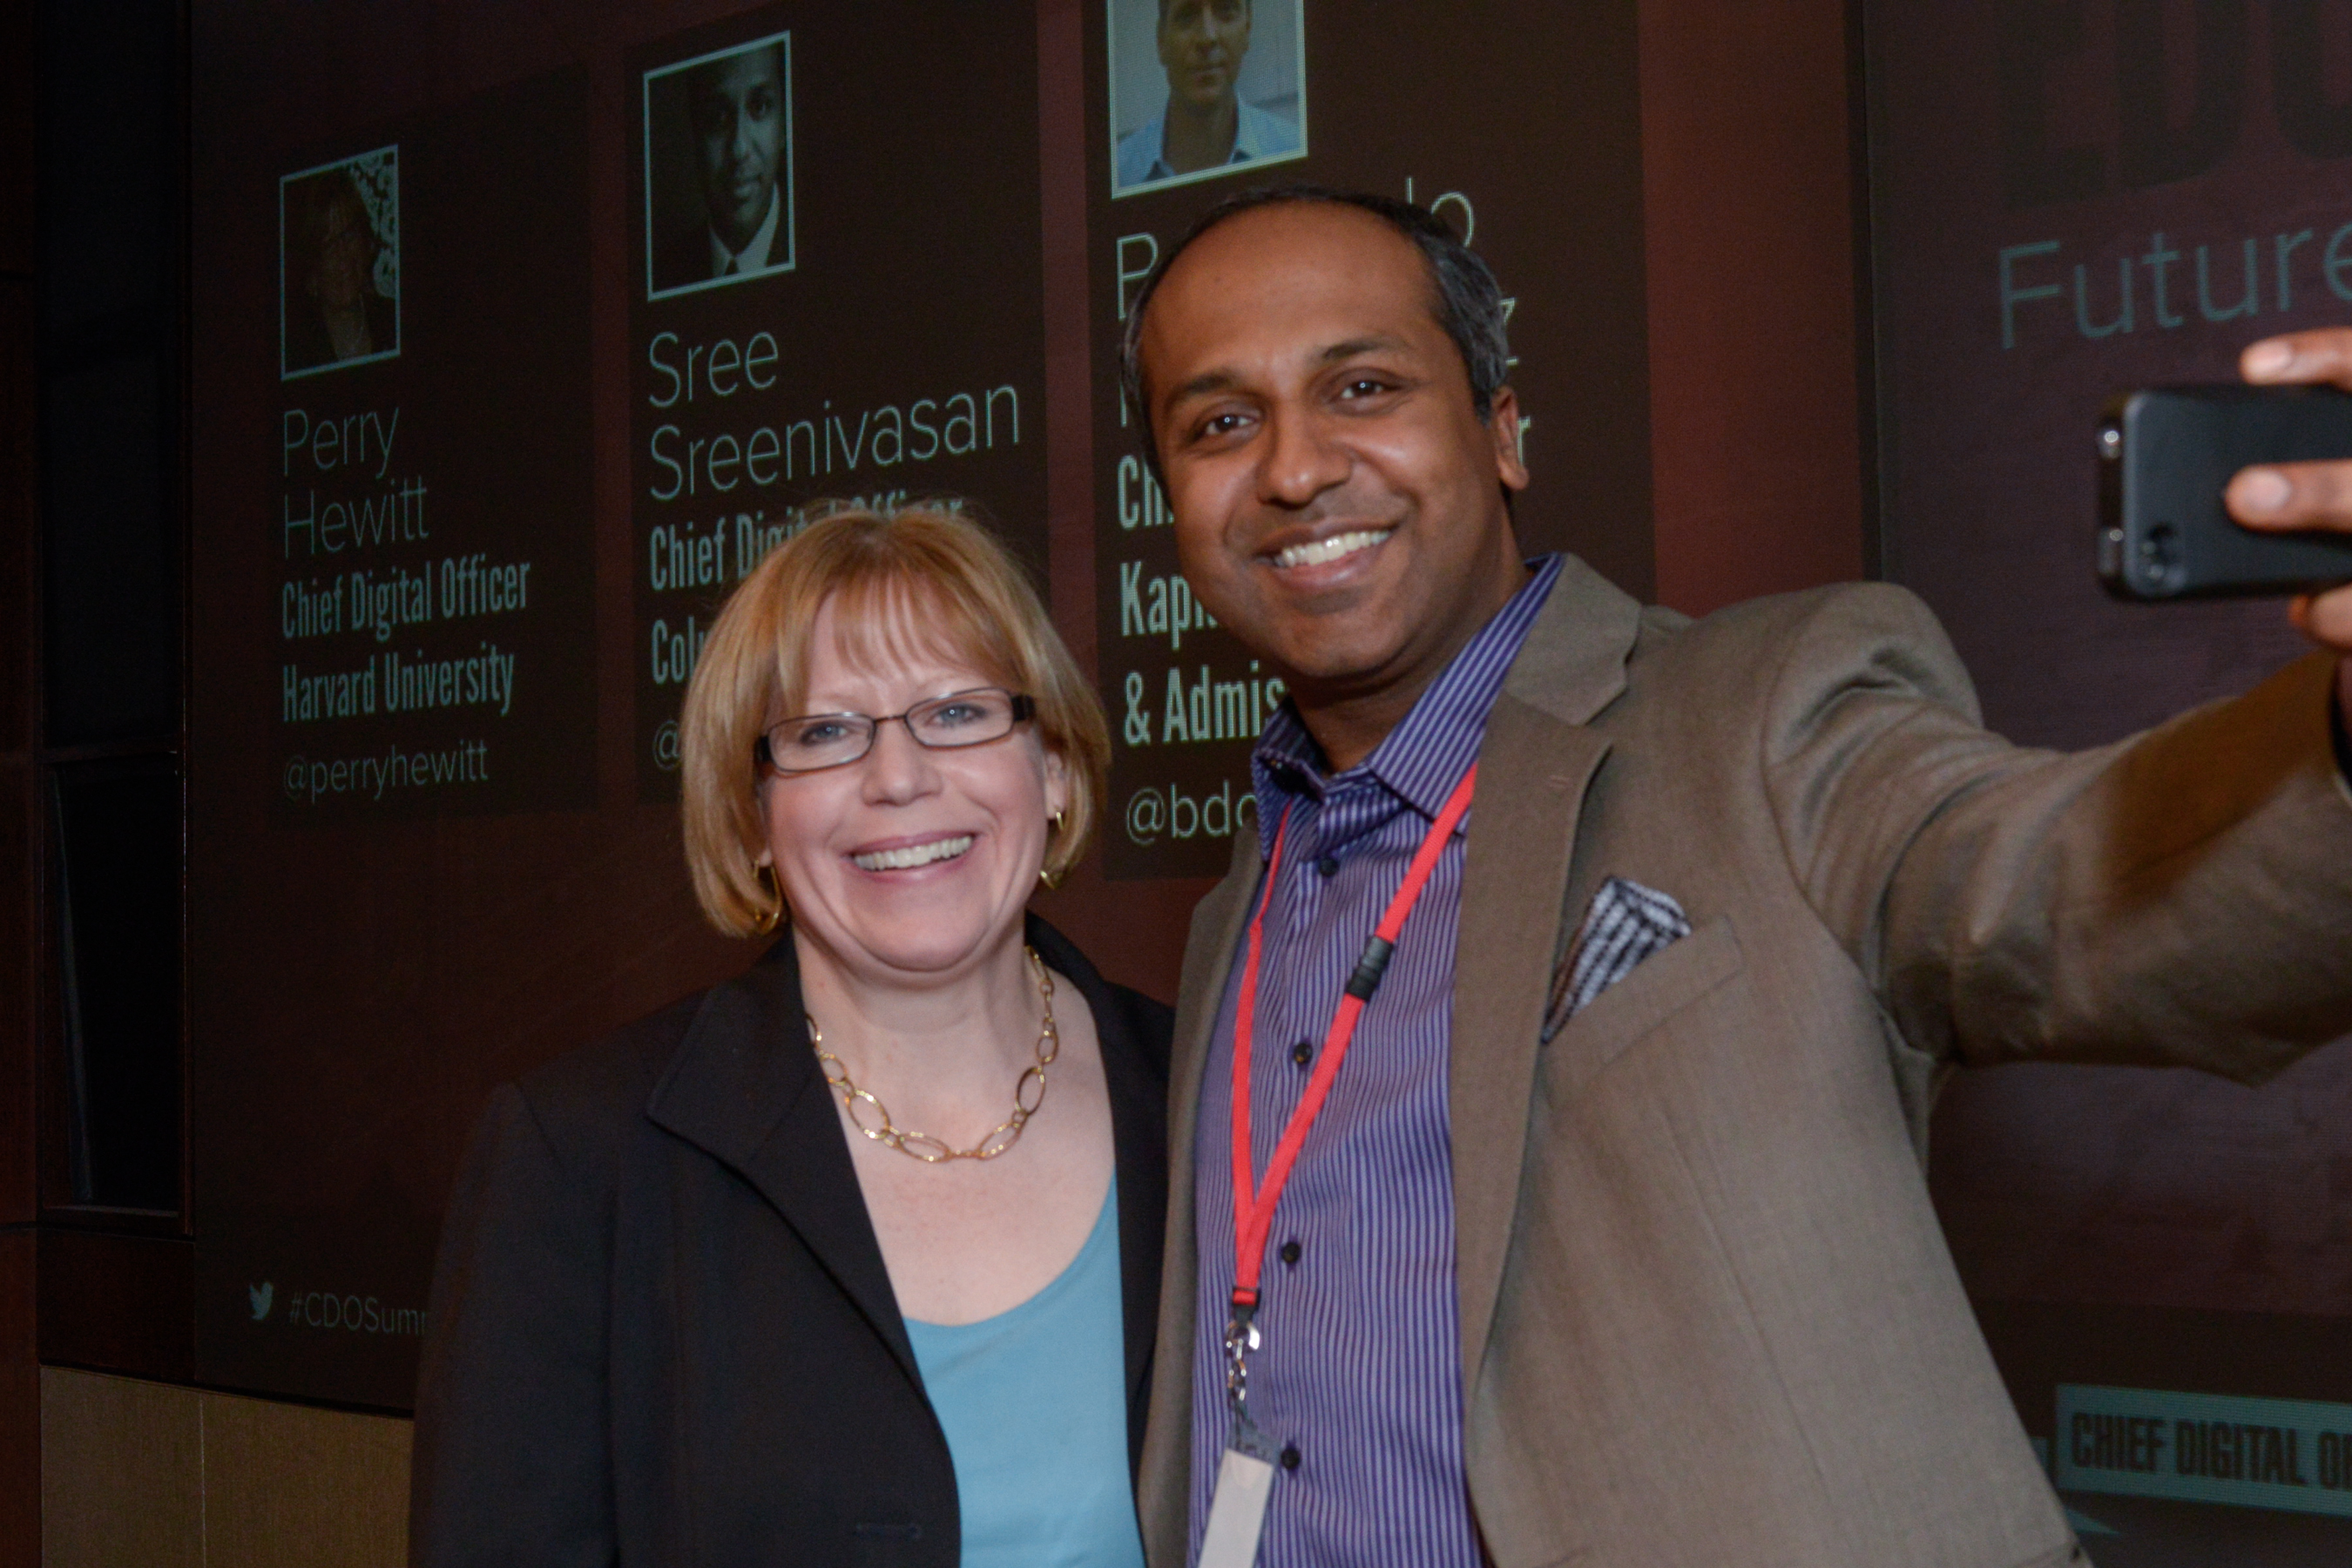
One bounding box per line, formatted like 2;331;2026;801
1026;913;1169;1467
1167;828;1260;1258
1138;824;1260;1565
644;938;920;1388
1450;556;1639;1391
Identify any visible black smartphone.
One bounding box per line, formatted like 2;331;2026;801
2097;385;2352;600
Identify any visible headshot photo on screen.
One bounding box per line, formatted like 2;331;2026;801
644;31;796;300
1110;0;1305;197
280;146;400;380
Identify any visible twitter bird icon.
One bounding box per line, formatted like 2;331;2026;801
249;1282;274;1321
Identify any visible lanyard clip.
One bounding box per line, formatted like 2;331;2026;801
1343;936;1396;1002
1223;1288;1261;1411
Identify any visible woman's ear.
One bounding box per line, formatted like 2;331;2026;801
1043;747;1071;822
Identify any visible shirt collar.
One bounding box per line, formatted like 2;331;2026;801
1231;100;1275;159
1250;553;1565;847
1143;100;1272;182
709;186;781;277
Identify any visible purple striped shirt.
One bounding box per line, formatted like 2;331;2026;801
1189;556;1565;1567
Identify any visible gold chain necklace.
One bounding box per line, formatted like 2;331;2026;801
810;945;1059;1163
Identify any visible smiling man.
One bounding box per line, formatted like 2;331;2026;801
1121;187;2352;1568
655;39;788;290
1115;0;1301;192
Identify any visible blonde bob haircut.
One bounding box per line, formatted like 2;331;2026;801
679;504;1110;937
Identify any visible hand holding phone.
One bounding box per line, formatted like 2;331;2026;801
2226;329;2352;658
2223;328;2352;745
2099;385;2352;601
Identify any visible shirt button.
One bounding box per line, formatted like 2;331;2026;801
1280;1443;1301;1471
1290;1040;1313;1068
1279;1240;1301;1267
1315;855;1341;878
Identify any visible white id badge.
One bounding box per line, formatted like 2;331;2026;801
1197;1446;1277;1568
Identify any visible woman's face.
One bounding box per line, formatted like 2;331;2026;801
758;596;1067;987
313;191;374;312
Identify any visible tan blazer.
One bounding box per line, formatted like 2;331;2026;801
1139;558;2352;1568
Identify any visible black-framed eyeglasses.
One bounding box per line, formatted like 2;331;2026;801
755;687;1037;776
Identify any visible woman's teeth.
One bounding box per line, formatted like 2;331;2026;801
853;835;973;872
1274;529;1389;570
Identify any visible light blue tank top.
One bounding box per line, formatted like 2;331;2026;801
903;1179;1146;1568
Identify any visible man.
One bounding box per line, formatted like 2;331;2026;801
657;40;787;290
1121;187;2352;1567
1115;0;1301;192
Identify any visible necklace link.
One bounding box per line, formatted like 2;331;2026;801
810;946;1060;1163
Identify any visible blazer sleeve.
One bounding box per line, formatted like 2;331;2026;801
1759;582;2352;1082
409;1084;616;1567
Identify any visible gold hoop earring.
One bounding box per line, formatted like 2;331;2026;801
752;864;784;935
1037;810;1068;890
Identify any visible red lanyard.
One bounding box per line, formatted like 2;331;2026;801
1228;763;1477;1318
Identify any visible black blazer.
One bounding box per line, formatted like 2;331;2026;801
409;916;1172;1566
283;289;398;375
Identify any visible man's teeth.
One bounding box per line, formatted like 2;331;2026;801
1274;530;1389;570
853;836;974;872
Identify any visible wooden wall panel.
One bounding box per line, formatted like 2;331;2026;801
37;1369;416;1568
197;1390;410;1568
38;1369;201;1568
1639;0;1869;615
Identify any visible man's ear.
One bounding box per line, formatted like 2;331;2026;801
1487;385;1531;494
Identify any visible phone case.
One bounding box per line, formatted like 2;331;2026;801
2098;385;2352;600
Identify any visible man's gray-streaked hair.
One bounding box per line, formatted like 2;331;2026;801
1117;185;1513;479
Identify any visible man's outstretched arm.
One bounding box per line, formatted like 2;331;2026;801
1760;583;2352;1085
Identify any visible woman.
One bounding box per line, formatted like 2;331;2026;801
287;170;395;372
410;506;1168;1566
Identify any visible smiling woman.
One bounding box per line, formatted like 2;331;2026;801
410;505;1166;1567
679;504;1105;925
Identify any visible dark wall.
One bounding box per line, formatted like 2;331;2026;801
1;0;38;1538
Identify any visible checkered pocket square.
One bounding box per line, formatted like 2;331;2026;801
1542;876;1693;1042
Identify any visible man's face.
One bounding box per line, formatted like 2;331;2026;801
691;47;784;252
1158;0;1253;113
1139;203;1528;701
